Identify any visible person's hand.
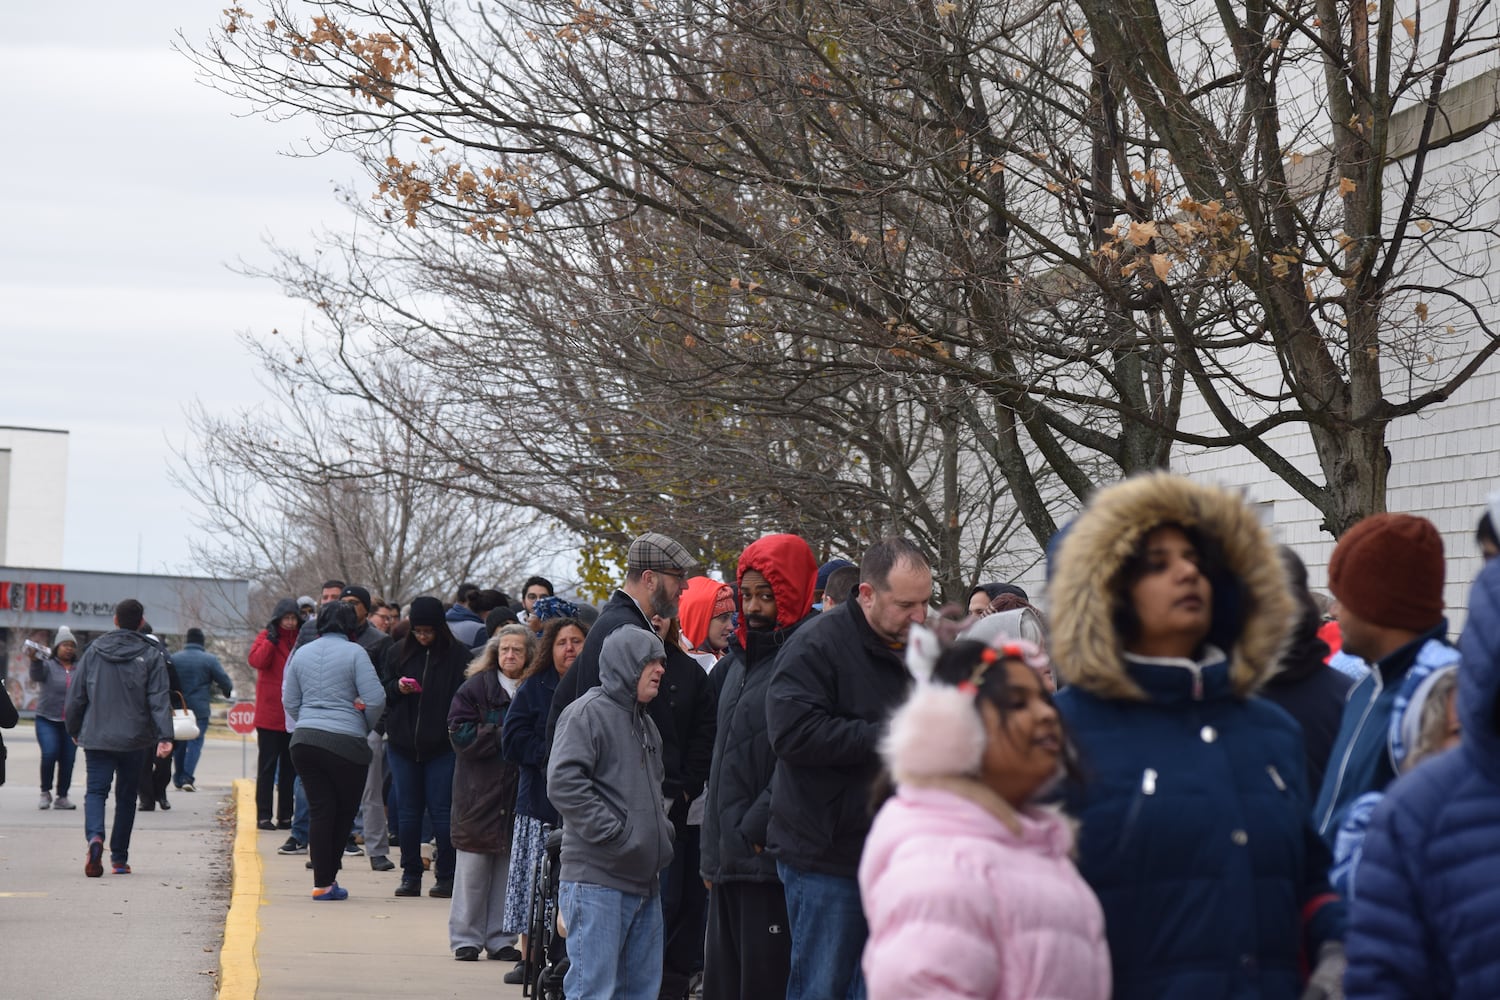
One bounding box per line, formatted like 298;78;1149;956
1300;942;1346;1000
398;677;421;694
156;741;174;758
354;698;366;710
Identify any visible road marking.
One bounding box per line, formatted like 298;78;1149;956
0;892;47;898
219;778;262;1000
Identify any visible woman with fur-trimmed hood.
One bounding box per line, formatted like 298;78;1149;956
1048;473;1346;1000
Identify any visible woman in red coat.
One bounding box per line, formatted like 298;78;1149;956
248;597;300;830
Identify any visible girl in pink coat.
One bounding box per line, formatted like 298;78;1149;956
859;632;1110;1000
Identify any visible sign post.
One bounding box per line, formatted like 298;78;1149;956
227;701;257;778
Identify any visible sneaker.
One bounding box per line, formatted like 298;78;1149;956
277;838;307;855
369;855;395;872
181;783;197;793
502;963;527;986
157;795;171;811
257;820;277;831
312;882;348;901
489;945;523;962
39;791;52;810
343;837;362;856
455;946;480;962
53;796;76;810
394;876;422;897
429;879;453;899
112;862;131;875
85;839;104;878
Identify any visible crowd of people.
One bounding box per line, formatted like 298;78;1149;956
27;470;1500;998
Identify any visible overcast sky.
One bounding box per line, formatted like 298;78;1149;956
2;3;357;576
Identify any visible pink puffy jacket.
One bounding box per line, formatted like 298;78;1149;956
859;780;1110;1000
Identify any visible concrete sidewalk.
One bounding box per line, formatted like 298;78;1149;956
231;779;528;999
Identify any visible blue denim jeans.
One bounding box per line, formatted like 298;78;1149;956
291;775;310;844
35;717;77;796
559;881;663;1000
172;719;208;787
85;748;149;864
386;747;455;880
778;862;868;1000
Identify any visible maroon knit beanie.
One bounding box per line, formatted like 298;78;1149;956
1328;513;1444;631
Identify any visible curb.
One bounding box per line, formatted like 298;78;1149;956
219;778;262;999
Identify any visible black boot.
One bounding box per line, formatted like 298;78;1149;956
394;875;421;897
158;794;171;811
138;797;155;812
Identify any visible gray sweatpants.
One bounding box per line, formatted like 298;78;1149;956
359;731;389;860
449;849;517;954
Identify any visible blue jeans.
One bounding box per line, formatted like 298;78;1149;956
386;747;455;880
291;775;310;844
778;862;868;1000
172;718;208;787
559;881;663;1000
35;717;77;796
85;748;149;864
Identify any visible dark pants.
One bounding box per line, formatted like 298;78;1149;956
84;748;149;865
386;746;455;880
289;742;365;888
139;744;172;806
703;880;791;1000
35;717;77;796
659;819;708;999
256;728;295;824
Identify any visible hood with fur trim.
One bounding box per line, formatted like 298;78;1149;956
1047;473;1293;701
735;534;818;648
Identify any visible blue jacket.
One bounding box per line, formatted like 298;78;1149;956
1047;473;1344;1000
1313;624;1458;843
1345;558;1500;998
282;635;385;740
502;666;561;825
171;644;234;722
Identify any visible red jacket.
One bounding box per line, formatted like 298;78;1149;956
247;625;298;731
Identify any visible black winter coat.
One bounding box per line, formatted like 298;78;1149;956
701;615;814;884
448;671;519;854
765;599;911;877
649;645;717;821
1261;661;1354;796
380;639;469;761
502;667;561;825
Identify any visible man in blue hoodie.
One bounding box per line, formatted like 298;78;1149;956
65;598;174;877
170;627;233;792
1314;513;1459;845
547;626;675;1000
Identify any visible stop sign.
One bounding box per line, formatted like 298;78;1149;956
226;701;257;735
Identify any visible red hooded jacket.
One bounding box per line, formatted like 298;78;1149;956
736;534;818;648
680;576;733;654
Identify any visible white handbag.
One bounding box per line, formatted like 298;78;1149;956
171;693;201;741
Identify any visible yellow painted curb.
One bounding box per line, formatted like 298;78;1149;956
219;778;262;999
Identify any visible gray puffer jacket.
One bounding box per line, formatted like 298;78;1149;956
282;635;385;740
547;626;674;896
65;629;172;752
29;655;76;722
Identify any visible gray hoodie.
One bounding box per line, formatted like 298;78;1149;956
65;629;172;751
547;626;674;896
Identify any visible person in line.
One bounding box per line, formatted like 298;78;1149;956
812;559;854;611
701;533;819;1000
647;612;717;1000
136;623;183;813
29;626;81;810
679;577;734;670
520;575;555;622
766;537;931;1000
548;626;676;1000
446;624;530;961
447;583;488;647
170;627;234;793
0;674;16;786
1344;552;1500;997
547;532;698;744
65;598;173;877
381;595;470;898
1313;513;1456;843
282;601;385;900
819;564;859;614
333;585;394;861
249;597;301;831
860;634;1109;1000
1046;473;1345;999
1260;548;1356;796
966;582;1029;617
499;615;588;986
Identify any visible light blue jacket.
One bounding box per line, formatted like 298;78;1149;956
282;635;385;739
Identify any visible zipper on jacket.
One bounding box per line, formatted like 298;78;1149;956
414;649;431;760
1317;670;1383;834
1267;764;1287;793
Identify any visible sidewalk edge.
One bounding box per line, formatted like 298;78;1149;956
219;778;262;999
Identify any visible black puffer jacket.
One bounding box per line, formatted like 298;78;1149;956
765;599;911;878
700;615;814;883
380;638;469;761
